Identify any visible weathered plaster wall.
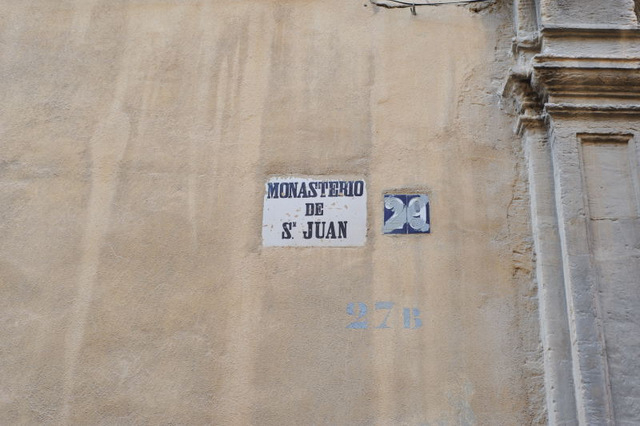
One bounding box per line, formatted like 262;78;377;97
0;1;543;424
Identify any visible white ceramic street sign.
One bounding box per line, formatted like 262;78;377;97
262;177;367;247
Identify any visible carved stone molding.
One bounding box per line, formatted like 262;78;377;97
507;10;640;425
533;26;640;106
545;103;640;117
502;71;545;135
533;58;640;100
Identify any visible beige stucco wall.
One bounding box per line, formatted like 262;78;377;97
0;1;543;424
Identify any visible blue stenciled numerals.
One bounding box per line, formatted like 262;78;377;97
403;307;423;329
346;302;422;329
346;302;368;329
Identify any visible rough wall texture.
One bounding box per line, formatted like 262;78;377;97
0;1;544;424
540;0;637;26
580;134;640;424
547;118;640;425
510;0;640;422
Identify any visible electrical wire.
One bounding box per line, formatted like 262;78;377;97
380;0;489;6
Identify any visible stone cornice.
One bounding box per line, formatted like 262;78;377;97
506;25;640;131
545;103;640;117
532;56;640;100
540;25;640;39
530;26;640;106
502;70;546;135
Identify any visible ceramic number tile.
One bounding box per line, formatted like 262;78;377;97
383;194;430;235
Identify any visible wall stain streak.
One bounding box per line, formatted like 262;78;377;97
61;3;133;421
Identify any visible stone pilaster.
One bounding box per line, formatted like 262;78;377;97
508;4;640;424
